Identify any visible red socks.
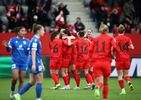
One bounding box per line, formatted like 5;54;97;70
89;71;95;84
125;76;131;82
96;83;103;89
103;84;109;99
85;73;93;84
51;73;59;86
76;74;80;87
71;70;76;81
62;75;69;85
56;74;59;81
118;80;124;89
68;72;70;84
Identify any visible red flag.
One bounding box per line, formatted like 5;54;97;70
56;11;65;27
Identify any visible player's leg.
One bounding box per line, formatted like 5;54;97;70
83;68;91;89
10;69;19;99
74;69;81;90
123;61;134;91
35;73;43;100
103;77;109;100
89;66;95;84
68;66;71;85
50;70;59;87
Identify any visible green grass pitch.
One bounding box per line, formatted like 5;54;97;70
0;78;140;100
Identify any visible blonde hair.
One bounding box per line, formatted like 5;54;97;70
118;24;125;34
99;22;109;33
59;29;65;39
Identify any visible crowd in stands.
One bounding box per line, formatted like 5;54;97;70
0;0;141;33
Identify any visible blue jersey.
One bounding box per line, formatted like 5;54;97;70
7;37;30;65
28;35;43;74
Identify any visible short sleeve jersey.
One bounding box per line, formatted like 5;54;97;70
49;38;68;60
29;35;42;61
115;35;132;61
88;36;94;58
8;37;30;64
90;34;117;62
73;38;90;62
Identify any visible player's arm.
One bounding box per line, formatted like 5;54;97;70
112;51;116;59
89;39;95;52
85;38;92;44
41;59;45;71
111;38;118;51
128;44;134;50
27;41;30;55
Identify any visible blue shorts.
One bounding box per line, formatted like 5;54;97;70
28;59;43;75
11;62;27;71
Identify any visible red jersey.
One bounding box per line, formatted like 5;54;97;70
73;38;90;62
90;34;117;62
115;35;132;61
88;36;94;58
49;38;68;60
63;39;73;60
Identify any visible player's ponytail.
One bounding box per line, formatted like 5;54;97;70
99;22;108;33
32;23;43;35
118;24;125;34
78;31;85;37
12;26;24;33
50;31;59;41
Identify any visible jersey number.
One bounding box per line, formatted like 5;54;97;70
95;41;106;53
80;45;88;54
53;44;58;53
118;42;128;52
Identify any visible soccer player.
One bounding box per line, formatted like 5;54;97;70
49;31;73;89
72;31;94;90
113;24;134;94
84;29;95;89
14;24;45;100
90;22;118;100
2;26;30;99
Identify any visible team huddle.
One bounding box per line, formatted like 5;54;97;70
2;22;134;100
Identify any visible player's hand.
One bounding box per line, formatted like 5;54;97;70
42;65;45;71
2;40;9;47
31;65;36;72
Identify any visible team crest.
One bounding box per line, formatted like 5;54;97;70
23;41;26;44
16;41;18;43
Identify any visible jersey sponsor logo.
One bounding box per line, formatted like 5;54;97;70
23;41;26;44
17;44;24;50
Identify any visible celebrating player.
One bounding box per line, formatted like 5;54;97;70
49;31;73;89
14;24;45;100
84;29;95;89
72;31;94;90
113;24;134;94
2;26;30;99
90;22;118;99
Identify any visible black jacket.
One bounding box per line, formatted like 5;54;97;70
74;22;85;32
96;9;107;21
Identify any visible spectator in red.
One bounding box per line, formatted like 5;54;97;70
123;16;133;33
57;3;69;25
89;0;101;21
104;17;113;32
74;17;85;32
95;5;107;29
110;9;120;26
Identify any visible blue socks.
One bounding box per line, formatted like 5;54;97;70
36;83;42;98
18;88;21;92
11;86;15;92
18;82;32;95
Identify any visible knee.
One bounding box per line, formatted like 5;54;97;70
13;76;18;81
19;77;24;84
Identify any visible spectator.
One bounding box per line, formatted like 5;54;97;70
49;21;59;33
15;0;25;5
8;15;18;32
43;0;52;13
3;0;13;8
1;25;7;33
123;16;133;33
0;18;3;32
28;15;42;32
96;5;107;29
27;0;37;23
104;17;113;32
18;16;28;29
74;17;85;32
89;0;101;21
110;9;120;26
108;0;116;9
122;0;134;20
37;0;46;5
57;3;69;25
137;22;141;33
47;5;58;25
133;0;140;23
37;4;47;25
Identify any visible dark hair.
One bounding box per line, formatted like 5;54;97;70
12;26;24;33
50;31;59;41
87;28;93;33
78;31;85;37
63;29;71;36
101;5;105;7
32;23;43;35
77;17;81;20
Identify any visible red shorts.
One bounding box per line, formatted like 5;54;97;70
62;59;71;68
76;61;90;70
49;60;62;70
92;61;111;78
116;61;130;70
70;56;76;65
